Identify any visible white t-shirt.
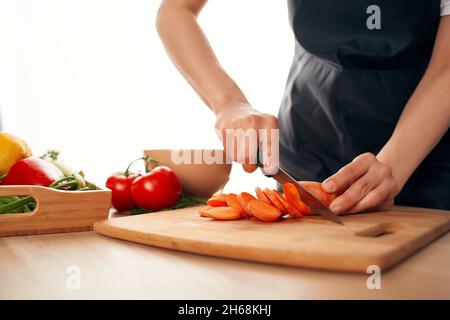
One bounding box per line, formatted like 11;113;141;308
442;0;450;16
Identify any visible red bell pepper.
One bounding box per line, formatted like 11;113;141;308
1;157;63;187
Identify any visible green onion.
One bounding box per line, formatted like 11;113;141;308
0;196;36;214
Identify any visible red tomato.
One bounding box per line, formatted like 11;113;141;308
1;157;63;187
106;172;140;211
131;166;181;211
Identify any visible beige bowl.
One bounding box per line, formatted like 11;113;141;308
143;149;232;198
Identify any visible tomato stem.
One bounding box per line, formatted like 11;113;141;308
124;156;149;176
145;157;159;173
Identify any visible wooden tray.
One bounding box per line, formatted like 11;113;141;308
0;185;111;237
94;205;450;272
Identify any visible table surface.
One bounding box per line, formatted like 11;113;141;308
1;207;449;300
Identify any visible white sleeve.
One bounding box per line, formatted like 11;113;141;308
442;0;450;16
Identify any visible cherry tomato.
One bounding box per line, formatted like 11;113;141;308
106;172;140;211
1;157;63;187
131;166;181;211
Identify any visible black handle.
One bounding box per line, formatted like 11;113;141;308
257;149;273;178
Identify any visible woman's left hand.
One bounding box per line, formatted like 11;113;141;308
322;153;399;214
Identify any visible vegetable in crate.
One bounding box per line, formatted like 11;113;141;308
0;132;32;176
40;150;86;188
1;148;96;214
0;196;36;214
0;174;89;215
1;157;63;187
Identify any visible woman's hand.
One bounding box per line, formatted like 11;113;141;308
322;153;399;214
215;102;279;173
322;18;450;214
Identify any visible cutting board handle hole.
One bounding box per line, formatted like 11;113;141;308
355;223;397;238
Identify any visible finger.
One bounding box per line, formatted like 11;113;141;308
231;127;259;165
259;120;279;175
242;163;258;173
328;168;381;214
246;132;259;167
347;198;394;214
322;153;375;193
222;129;236;163
235;133;252;164
346;180;395;214
215;128;224;142
376;199;394;211
241;128;259;173
267;124;280;175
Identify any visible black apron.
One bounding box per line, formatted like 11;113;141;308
279;0;450;209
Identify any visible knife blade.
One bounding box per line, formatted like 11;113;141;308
261;166;343;225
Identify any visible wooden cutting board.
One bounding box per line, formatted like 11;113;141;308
93;206;450;272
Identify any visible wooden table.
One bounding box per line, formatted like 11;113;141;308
1;207;449;300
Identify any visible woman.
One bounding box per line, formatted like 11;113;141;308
157;0;450;213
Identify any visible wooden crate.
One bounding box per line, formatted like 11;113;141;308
0;185;111;237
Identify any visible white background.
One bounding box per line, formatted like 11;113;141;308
0;0;293;192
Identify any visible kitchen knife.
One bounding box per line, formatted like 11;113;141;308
257;158;343;225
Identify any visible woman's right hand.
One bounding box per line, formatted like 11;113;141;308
214;102;279;174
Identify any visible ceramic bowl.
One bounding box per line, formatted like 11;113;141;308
143;149;232;198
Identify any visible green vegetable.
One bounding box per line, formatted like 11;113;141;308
49;175;79;190
0;174;85;214
40;150;86;188
130;207;152;215
39;149;59;161
130;193;208;215
1;150;94;214
0;197;20;206
0;196;36;214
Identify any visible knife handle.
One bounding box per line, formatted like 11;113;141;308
256;149;274;178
